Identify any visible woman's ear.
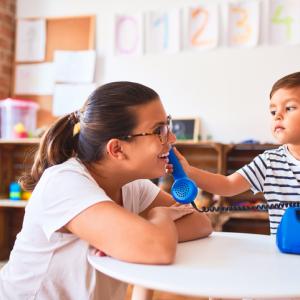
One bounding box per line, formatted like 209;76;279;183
106;139;126;160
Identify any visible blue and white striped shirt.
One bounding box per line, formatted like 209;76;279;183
237;145;300;235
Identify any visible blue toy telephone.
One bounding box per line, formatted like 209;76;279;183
168;148;198;204
276;207;300;255
168;147;300;255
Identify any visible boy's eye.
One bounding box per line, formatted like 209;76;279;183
286;106;296;112
270;110;276;116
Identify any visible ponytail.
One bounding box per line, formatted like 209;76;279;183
19;113;78;191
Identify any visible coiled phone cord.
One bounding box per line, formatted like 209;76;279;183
190;201;300;213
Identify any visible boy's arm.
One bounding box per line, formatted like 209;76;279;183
173;147;251;197
141;190;213;242
189;167;250;197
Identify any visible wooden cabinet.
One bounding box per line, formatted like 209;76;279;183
0;139;39;259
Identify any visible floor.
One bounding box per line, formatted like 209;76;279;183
0;262;207;300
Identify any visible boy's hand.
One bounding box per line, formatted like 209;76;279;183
165;147;191;176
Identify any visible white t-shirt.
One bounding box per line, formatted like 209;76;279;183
0;158;160;300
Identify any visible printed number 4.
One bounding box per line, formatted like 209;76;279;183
272;5;293;40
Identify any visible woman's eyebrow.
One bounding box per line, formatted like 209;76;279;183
150;119;168;130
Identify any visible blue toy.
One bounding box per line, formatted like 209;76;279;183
168;148;198;204
276;207;300;255
9;182;21;201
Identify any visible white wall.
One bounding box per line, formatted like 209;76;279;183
17;0;300;143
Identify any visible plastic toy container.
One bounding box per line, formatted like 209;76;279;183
0;98;39;139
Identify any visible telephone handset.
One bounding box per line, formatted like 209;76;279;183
168;147;300;254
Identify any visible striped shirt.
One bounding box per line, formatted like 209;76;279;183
237;145;300;235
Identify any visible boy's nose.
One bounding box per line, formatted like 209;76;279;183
275;111;283;120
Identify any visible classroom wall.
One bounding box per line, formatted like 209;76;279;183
16;0;300;143
0;0;15;98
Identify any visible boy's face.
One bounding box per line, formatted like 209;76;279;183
270;87;300;145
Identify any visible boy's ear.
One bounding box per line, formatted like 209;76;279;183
106;139;126;159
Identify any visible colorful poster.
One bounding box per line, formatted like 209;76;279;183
145;9;181;54
114;14;143;56
269;0;300;45
227;1;260;47
184;4;219;51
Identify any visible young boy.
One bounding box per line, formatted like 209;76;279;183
173;72;300;235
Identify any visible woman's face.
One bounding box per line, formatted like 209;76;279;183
123;98;176;179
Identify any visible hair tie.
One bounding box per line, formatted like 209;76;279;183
73;122;81;136
69;111;81;136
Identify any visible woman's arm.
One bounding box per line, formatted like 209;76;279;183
141;190;213;242
65;201;193;264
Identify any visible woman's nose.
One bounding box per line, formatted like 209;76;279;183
168;131;177;144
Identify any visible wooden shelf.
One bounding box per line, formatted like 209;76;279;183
0;138;40;144
0;200;27;208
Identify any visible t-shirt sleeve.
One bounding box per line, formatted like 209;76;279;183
41;169;112;241
236;152;268;194
134;179;160;213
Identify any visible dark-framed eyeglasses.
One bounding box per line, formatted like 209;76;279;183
118;115;172;144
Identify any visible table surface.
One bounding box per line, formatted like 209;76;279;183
88;231;300;299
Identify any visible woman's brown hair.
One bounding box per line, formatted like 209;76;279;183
20;81;159;191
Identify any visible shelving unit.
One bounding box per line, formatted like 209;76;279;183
0;139;39;259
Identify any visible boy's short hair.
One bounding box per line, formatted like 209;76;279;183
270;71;300;98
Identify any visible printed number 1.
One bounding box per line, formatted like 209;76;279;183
153;14;168;49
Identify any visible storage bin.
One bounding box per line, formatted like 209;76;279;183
0;98;39;139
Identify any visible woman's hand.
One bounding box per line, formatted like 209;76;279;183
165;147;192;176
148;204;194;222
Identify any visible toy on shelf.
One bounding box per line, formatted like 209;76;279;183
14;122;29;138
0;98;39;139
9;182;21;200
9;182;31;201
21;191;31;201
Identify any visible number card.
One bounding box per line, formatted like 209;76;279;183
269;0;300;45
184;4;219;51
145;9;181;54
115;14;144;56
227;1;260;47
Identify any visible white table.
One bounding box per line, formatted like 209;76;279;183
88;232;300;299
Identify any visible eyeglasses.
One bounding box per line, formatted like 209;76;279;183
118;115;172;144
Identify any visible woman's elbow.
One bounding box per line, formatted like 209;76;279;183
147;234;177;264
202;220;213;237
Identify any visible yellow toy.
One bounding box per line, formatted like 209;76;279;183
14;122;29;138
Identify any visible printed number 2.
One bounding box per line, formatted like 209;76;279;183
191;7;211;46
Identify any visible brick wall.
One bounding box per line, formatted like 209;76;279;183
0;0;15;99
